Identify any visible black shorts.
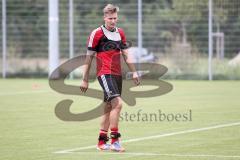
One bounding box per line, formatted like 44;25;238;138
97;74;122;102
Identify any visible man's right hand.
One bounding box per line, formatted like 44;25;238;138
80;80;88;93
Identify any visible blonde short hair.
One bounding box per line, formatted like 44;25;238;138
103;4;119;16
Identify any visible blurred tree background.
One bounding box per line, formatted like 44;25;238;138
1;0;240;58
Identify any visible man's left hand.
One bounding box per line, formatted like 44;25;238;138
133;72;140;85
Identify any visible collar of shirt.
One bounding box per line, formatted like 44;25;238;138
103;24;116;32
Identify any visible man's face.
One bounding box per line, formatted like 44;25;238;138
104;12;118;30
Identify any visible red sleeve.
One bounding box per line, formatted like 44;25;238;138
118;28;129;50
87;28;101;51
118;28;127;44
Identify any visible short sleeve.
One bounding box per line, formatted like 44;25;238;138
86;28;100;55
118;28;128;50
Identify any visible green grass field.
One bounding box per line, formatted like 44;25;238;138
1;79;240;160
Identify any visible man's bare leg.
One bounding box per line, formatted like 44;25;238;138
109;97;125;152
100;102;111;131
97;102;111;150
109;97;122;129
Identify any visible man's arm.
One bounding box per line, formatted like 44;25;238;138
80;55;94;92
122;49;140;85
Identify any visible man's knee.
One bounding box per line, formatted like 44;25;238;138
111;97;122;110
101;102;111;115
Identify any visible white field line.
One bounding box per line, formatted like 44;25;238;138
54;121;240;154
60;151;240;159
0;90;50;96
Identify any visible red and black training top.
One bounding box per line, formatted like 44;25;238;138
86;25;127;77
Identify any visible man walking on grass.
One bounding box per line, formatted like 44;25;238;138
80;4;140;152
